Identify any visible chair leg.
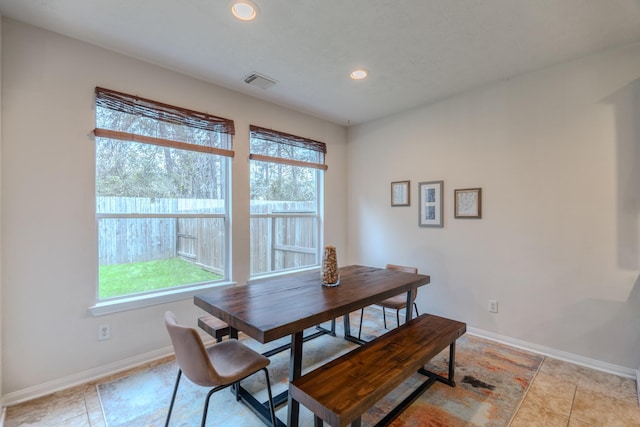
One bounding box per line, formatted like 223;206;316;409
396;309;400;327
201;388;216;427
414;302;419;317
357;307;365;340
165;369;182;427
262;368;277;427
382;307;388;329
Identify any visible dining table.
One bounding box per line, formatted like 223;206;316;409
194;264;431;427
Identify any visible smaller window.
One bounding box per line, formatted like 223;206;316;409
249;126;327;277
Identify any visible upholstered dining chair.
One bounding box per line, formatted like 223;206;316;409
357;264;420;340
164;311;277;427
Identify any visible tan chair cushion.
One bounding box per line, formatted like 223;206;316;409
377;294;410;310
376;264;419;310
207;339;270;384
165;311;269;388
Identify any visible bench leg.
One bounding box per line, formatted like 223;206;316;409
418;341;457;388
313;413;359;427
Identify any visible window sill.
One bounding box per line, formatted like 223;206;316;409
248;266;320;283
88;282;236;316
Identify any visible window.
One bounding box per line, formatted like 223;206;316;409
94;87;234;301
249;125;327;276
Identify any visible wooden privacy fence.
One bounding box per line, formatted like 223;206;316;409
97;198;319;275
97;197;226;274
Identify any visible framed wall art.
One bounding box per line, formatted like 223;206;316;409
418;181;443;227
454;188;482;218
391;180;410;206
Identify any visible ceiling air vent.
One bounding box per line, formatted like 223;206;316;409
244;72;277;90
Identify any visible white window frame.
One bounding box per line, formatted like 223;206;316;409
90;87;234;315
248;125;327;278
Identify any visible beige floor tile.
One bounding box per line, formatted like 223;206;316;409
4;388;87;427
89;414;107;427
50;413;91;427
579;372;637;406
569;417;594;427
539;358;593;384
525;371;576;416
93;365;149;385
510;397;570;427
84;390;106;427
570;387;640;426
539;358;638;406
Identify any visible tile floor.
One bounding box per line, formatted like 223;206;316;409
3;350;639;426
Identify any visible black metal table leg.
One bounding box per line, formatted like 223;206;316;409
344;312;367;345
405;289;414;322
287;331;304;427
448;342;456;386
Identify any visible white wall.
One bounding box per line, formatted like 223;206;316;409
0;18;347;400
347;42;640;370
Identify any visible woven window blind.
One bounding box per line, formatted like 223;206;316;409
93;87;235;157
249;125;327;170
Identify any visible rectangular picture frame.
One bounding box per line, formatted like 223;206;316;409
418;181;443;227
391;180;410;206
454;188;482;218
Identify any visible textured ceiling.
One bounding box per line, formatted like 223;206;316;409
1;0;640;126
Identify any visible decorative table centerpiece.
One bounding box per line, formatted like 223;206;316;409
321;246;340;286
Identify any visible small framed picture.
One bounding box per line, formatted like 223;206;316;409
454;188;482;218
418;181;443;227
391;181;410;206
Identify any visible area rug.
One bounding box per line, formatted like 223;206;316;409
97;310;543;426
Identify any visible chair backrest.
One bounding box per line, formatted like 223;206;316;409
165;311;222;387
385;264;418;274
386;264;419;302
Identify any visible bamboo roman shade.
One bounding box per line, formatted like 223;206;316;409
249;125;327;170
94;87;235;157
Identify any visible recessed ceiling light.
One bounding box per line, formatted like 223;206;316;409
350;68;368;80
231;1;257;21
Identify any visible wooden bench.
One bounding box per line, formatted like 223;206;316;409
197;315;230;342
290;313;466;427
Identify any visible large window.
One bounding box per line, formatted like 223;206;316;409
249;125;327;276
94;87;234;301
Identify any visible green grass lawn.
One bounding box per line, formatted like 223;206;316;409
99;257;222;299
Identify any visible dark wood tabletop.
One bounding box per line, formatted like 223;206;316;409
194;264;431;343
194;264;431;427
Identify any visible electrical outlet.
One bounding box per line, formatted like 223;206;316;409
488;299;498;313
98;324;111;341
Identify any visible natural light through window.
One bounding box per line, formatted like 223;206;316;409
249;125;327;277
94;87;233;301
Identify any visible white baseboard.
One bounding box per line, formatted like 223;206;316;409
2;345;175;407
636;370;640;405
468;327;636;379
